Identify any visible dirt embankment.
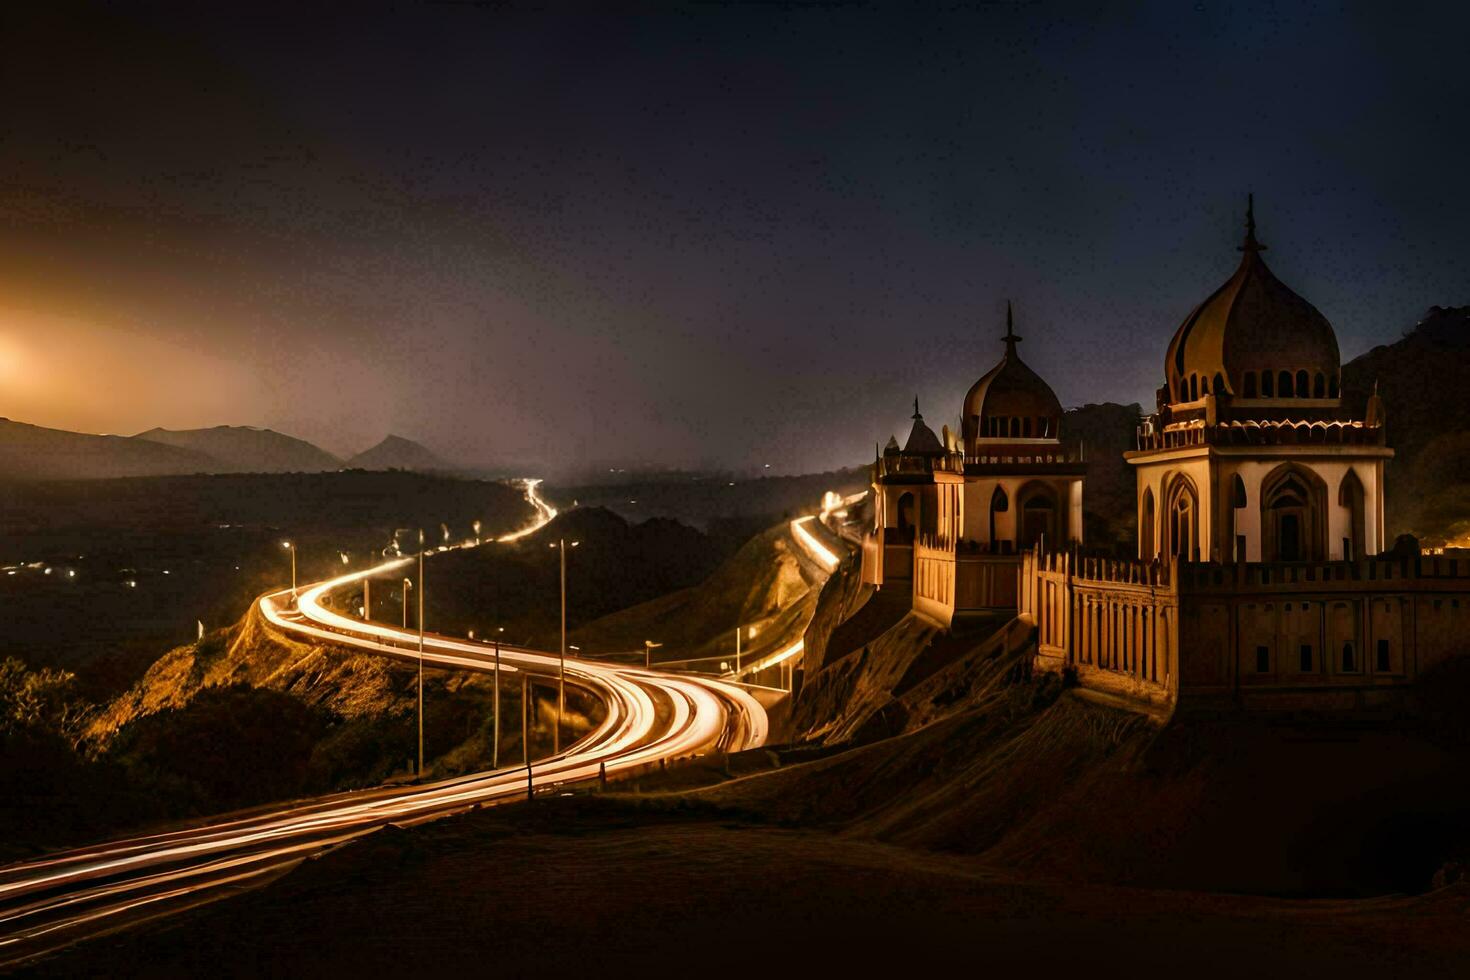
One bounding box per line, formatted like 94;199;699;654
91;600;599;779
755;562;1470;897
568;519;828;668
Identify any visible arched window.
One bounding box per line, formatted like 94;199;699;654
1313;372;1325;398
1261;371;1274;397
1214;372;1226;396
1022;417;1033;438
1189;375;1198;401
1296;370;1309;397
1141;487;1156;559
1342;642;1355;672
1328;374;1339;399
896;492;916;543
1200;375;1209;395
1243;372;1257;397
1010;418;1020;438
1165;475;1199;561
1338;469;1366;560
1278;370;1293;397
989;485;1009;548
1232;474;1247;508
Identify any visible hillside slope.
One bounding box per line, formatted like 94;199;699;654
134;426;341;473
0;418;219;480
1342;304;1470;544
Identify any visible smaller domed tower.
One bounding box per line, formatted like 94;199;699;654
1127;198;1392;563
956;303;1085;552
862;305;1085;626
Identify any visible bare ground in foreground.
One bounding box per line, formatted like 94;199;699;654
20;794;1470;978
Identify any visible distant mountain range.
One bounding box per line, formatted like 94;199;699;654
0;418;452;481
135;426;342;474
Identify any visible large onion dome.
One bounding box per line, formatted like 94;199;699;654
961;303;1064;450
1165;197;1341;405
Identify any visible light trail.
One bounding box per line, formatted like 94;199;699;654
791;514;840;572
0;478;780;968
724;508;855;680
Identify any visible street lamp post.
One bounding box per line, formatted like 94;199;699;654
492;627;504;769
735;626;741;675
402;578;412;629
281;540;296;598
644;639;663;668
549;539;579;755
521;672;529;767
417;529;425;778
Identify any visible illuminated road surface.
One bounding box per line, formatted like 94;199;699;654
0;479;814;967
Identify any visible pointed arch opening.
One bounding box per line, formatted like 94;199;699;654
1141;486;1157;560
1338;469;1366;560
896;492;915;544
1164;474;1199;561
1260;463;1328;561
989;485;1009;551
1017;480;1059;551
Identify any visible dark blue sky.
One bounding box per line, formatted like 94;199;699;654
3;2;1466;476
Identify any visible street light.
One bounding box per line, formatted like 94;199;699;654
549;539;579;754
417;528;425;778
492;626;505;768
401;577;412;629
644;639;663;668
281;540;296;598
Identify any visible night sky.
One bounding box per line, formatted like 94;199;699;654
3;3;1467;477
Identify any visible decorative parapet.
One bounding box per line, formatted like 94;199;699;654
1132;418;1386;453
877;447;1085;479
876;452;964;478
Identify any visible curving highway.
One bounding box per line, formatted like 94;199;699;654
0;479;818;967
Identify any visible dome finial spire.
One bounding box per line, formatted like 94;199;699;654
1002;300;1022;353
912;396;921;420
1239;192;1266;253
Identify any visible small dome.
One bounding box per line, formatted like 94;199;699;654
902;400;945;455
961;304;1064;449
1165;198;1341;404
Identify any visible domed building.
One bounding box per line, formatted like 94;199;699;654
1127;198;1392;563
862;305;1086;625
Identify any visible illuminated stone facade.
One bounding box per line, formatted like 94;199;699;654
1021;201;1470;711
1126;197;1391;564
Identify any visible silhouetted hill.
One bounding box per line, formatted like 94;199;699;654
0;418;219;480
134;426;341;473
346;435;449;472
1342;305;1470;545
422;507;727;647
1065;402;1142;555
546;466;868;532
